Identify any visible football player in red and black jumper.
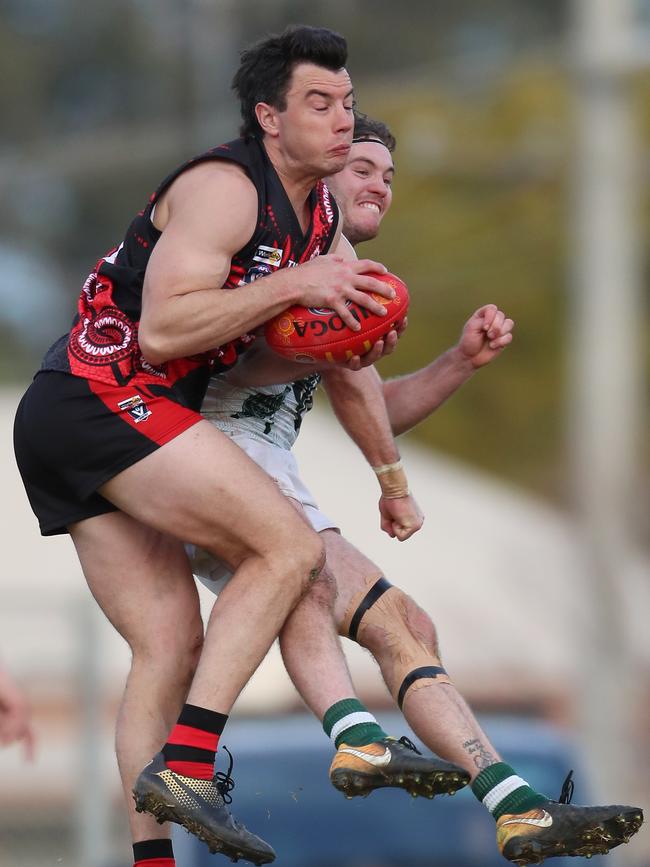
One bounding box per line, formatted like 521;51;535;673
13;26;423;867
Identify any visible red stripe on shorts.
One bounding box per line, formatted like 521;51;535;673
86;379;202;446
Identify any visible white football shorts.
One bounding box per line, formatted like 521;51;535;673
187;433;339;596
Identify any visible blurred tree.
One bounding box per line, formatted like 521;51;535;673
354;68;571;499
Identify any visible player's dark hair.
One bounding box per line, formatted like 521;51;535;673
232;25;348;138
353;111;396;153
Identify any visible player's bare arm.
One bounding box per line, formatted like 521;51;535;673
217;233;400;387
218;328;395;388
140;163;396;364
385;303;514;436
321;365;424;541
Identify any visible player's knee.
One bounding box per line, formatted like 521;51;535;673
340;576;436;651
400;596;440;655
299;562;337;607
296;530;326;591
357;588;440;662
340;576;450;707
268;526;325;597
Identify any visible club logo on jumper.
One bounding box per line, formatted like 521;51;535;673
118;394;152;423
337;746;392;767
253;245;282;268
239;263;272;285
501;811;553;829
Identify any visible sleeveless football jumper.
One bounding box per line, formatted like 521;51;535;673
14;136;339;535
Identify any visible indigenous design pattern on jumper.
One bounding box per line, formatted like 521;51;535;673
41;136;339;411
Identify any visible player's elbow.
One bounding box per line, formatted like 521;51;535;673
138;322;172;366
388;414;408;437
321;365;365;396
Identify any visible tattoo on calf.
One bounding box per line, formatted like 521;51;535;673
463;738;496;771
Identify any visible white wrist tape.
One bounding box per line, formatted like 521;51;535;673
373;460;404;476
372;459;410;499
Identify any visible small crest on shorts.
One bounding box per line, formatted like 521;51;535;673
118;394;152;423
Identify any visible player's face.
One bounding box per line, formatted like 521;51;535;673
326;141;394;245
273;63;354;177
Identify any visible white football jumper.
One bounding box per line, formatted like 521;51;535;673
188;372;339;594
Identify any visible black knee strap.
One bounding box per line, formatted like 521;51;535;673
348;576;392;641
397;666;448;710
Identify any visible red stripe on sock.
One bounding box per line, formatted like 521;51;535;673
166;759;214;779
134;859;175;867
166;723;220;752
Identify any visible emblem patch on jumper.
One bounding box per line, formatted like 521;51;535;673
118;394;152;423
253;245;282;267
240;263;272;285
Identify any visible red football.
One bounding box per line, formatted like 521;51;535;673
264;271;409;363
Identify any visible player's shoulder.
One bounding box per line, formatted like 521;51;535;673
161;159;258;233
170;158;255;202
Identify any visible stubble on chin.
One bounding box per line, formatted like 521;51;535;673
325;154;349;177
344;220;380;247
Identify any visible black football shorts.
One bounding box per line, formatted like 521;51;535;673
14;371;203;536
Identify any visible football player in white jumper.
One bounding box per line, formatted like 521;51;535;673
189;113;642;865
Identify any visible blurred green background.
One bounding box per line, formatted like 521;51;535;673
2;0;647;511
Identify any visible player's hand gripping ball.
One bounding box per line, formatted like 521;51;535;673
264;272;409;363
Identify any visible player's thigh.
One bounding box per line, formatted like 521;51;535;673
70;509;203;654
100;420;321;568
321;529;383;627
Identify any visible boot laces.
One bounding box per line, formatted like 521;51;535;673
398;735;422;755
559;769;574;805
214;745;235;804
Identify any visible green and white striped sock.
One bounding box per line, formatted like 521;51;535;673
322;698;387;748
471;762;547;820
